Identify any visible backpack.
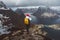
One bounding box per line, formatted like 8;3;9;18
24;18;30;25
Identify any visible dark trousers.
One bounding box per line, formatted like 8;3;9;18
25;24;30;33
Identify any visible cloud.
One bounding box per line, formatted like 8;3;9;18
0;0;60;7
0;0;20;7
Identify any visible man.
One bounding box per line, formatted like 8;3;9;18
24;14;32;33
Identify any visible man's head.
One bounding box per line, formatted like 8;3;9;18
25;13;32;21
25;13;30;17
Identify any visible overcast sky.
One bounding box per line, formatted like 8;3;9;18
0;0;60;7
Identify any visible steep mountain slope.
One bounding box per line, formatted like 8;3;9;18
0;1;25;30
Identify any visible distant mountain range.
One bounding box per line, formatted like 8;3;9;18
15;8;38;14
33;6;59;17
